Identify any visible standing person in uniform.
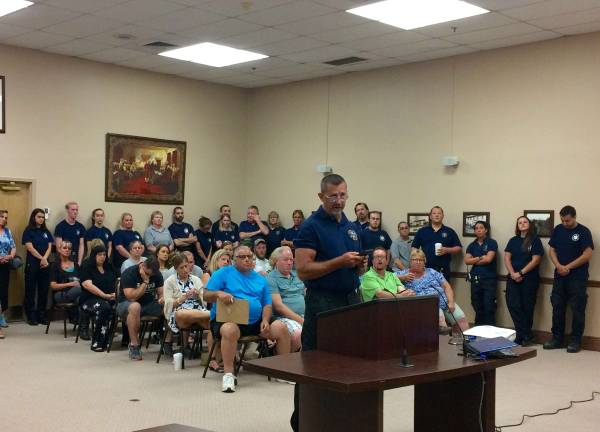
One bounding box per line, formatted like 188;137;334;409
112;213;143;273
464;221;498;326
504;216;544;346
281;210;305;250
54;201;86;265
194;216;213;269
0;210;17;333
85;208;113;258
266;211;285;257
353;202;370;231
390;221;412;272
412;206;462;282
360;210;392;265
544;206;594;353
168;207;197;257
290;174;366;431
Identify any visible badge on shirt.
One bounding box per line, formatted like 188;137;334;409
135;234;140;239
43;233;48;239
347;229;358;241
76;230;80;236
483;244;488;252
184;228;189;234
572;233;580;242
442;232;448;238
105;233;109;239
379;235;385;241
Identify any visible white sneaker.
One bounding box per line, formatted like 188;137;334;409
222;373;236;393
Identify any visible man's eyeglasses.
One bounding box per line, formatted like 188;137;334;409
235;254;254;260
323;193;349;203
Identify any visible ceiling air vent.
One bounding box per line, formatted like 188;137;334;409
144;41;178;48
324;56;367;66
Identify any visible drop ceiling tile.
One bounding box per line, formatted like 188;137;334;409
340;30;429;51
468;30;561;50
0;23;31;40
240;77;291;88
149;61;207;75
94;0;187;23
442;22;542;44
86;24;166;47
373;38;457;57
312;21;397;43
279;44;359;62
44;38;113;56
221;27;296;49
555;20;600;34
198;0;294;17
181;18;263;41
115;54;177;69
501;0;600;21
260;62;333;78
80;47;147;62
467;0;543;11
414;12;517;38
167;0;213;6
223;57;297;73
401;45;478;62
311;0;375;10
0;3;81;29
274;11;368;36
2;31;72;49
258;36;330;55
337;57;407;71
41;0;130;13
42;14;125;38
238;0;336;26
528;7;600;30
209;72;269;85
135;7;226;32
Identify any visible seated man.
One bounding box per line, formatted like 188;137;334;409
117;255;164;361
360;247;414;301
205;245;290;393
120;240;146;274
253;238;271;276
267;246;305;353
396;249;469;331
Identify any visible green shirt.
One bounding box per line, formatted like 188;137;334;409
360;267;403;302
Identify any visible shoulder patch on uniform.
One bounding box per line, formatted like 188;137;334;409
348;229;358;241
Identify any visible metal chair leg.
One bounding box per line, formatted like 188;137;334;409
202;339;218;378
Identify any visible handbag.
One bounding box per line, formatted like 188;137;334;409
10;255;23;270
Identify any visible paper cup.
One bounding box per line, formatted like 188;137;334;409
435;243;442;255
173;352;183;370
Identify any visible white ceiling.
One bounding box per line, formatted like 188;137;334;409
1;0;600;88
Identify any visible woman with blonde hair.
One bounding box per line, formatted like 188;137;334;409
112;212;143;273
144;210;174;253
266;211;285;257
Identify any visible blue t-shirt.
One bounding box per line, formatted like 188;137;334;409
85;225;113;248
412;225;462;271
213;229;239;247
112;229;143;268
206;266;272;324
168;222;195;250
396;268;448;310
266;226;285;256
239;220;267;242
284;226;301;242
549;223;594;280
22;227;54;262
504;236;544;275
293;206;361;294
54;220;86;258
466;237;498;279
195;230;213;265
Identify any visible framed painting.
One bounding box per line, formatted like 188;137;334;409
105;133;186;205
1;75;5;133
524;210;554;237
407;213;430;236
462;212;490;237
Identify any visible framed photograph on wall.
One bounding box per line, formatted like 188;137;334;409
463;212;490;237
1;75;5;134
407;213;430;236
524;210;554;237
105;133;186;205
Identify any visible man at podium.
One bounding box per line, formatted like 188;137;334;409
290;173;366;431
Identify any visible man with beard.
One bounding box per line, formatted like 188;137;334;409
168;207;197;257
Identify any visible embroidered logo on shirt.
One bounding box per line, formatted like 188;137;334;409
379;235;385;241
572;233;580;242
105;233;109;239
184;228;189;234
348;229;358;241
43;233;48;239
441;232;448;238
76;230;80;236
135;234;140;239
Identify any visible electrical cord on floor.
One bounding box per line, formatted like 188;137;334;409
494;391;600;431
479;372;485;432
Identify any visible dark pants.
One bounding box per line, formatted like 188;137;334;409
291;289;361;432
0;263;10;312
24;260;50;321
54;286;82;304
506;275;539;342
550;277;588;342
470;277;497;326
431;265;450;282
82;297;114;349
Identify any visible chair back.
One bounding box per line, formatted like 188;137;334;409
216;299;249;324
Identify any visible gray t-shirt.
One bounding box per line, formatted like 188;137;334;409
120;256;146;274
143;225;173;248
267;269;305;318
390;237;412;272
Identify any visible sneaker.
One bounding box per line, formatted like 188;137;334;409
129;344;143;361
162;342;173;357
0;313;8;328
222;373;236;393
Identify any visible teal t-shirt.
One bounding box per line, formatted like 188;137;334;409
267;269;305;318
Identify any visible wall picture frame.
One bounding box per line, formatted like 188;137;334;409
524;210;554;237
462;212;490;237
407;213;430;236
0;75;5;134
105;133;186;205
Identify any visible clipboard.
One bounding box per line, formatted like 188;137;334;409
216;298;250;325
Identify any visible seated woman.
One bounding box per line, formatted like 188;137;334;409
120;240;146;274
267;246;305;352
162;253;210;356
49;241;82;322
80;245;117;352
156;244;174;280
396;249;469;331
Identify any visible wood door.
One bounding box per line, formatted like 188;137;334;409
0;181;32;318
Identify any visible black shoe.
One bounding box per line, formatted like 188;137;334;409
521;337;535;347
38;318;49;326
566;340;581;353
80;328;91;341
543;338;563;350
162;342;173;357
27;320;39;326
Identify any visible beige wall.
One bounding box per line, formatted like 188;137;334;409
246;32;600;338
0;43;248;231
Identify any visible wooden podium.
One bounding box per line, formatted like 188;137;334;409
244;296;536;432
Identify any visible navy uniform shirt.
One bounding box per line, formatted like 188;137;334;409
549;223;594;280
353;220;369;231
239;220;267;243
412;224;462;271
505;236;544;275
85;225;113;248
466;237;498;279
213;229;239;247
22;227;53;263
112;229;143;268
55;220;86;259
195;229;213;266
267;226;285;256
360;228;392;252
284;226;301;243
294;206;361;294
168;222;195;251
211;220;239;236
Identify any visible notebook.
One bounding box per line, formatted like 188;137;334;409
216;298;249;325
465;336;518;355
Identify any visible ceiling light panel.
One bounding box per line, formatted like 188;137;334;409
160;42;268;67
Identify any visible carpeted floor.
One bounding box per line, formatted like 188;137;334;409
1;322;599;432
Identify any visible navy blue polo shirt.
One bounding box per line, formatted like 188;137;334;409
54;220;86;258
112;229;143;268
284;226;301;243
505;236;544;275
549;223;594;280
168;222;195;250
267;226;285;256
294;206;361;294
239;220;267;242
213;229;239;246
412;224;462;271
22;227;53;262
360;228;392;252
353;220;369;231
211;220;239;236
195;229;213;265
466;237;498;279
85;225;113;248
